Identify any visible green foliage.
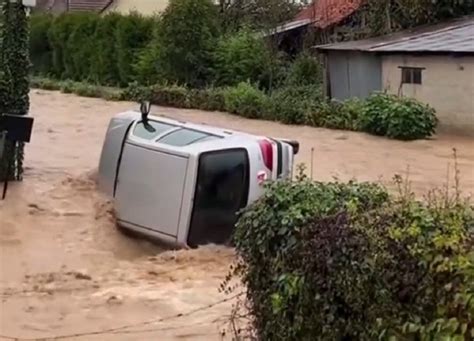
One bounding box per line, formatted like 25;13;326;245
47;13;82;78
151;84;190;108
29;13;53;75
115;13;154;86
90;12;122;86
155;0;219;87
218;0;301;32
269;85;323;124
214;29;270;87
359;92;438;140
309;98;364;131
224;82;269;119
133;28;162;86
285;53;323;86
231;174;474;340
188;87;226;111
366;0;474;36
65;13;99;81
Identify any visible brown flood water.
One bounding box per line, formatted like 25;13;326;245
1;90;473;340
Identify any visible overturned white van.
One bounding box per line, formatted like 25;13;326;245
98;108;299;248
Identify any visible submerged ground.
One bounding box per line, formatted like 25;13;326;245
1;90;473;340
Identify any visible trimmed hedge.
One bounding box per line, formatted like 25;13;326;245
33;12;153;85
231;175;474;340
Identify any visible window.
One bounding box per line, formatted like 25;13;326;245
187;149;249;247
133;121;175;140
157;128;220;147
400;67;424;84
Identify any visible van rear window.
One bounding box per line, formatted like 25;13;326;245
133;121;175;140
157;128;220;147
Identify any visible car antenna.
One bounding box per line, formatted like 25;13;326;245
140;100;151;124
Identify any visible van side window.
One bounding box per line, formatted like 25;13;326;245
188;149;249;246
133;121;174;140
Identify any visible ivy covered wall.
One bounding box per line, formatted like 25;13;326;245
0;0;30;181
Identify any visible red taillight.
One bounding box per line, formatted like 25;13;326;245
258;139;273;171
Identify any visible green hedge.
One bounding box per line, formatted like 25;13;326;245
231;175;474;340
31;12;154;85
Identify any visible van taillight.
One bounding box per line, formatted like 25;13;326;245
258;139;273;171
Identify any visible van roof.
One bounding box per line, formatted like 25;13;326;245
124;111;263;155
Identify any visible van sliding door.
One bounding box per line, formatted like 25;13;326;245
188;149;249;247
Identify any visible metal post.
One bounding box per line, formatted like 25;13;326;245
1;139;12;200
0;131;6;160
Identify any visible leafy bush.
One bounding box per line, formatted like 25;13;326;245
231;173;474;340
30;77;61;91
115;13;154;86
90;12;122;86
309;97;364;131
359;92;438;140
214;29;270;87
47;13;78;78
30;14;53;75
224;82;269;119
155;0;220;87
122;81;152;102
189;88;226;111
285;53;323;86
269;85;323;124
151;84;190;108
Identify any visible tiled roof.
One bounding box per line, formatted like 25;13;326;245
315;16;474;53
296;0;363;29
68;0;112;12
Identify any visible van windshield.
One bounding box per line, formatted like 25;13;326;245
187;149;249;247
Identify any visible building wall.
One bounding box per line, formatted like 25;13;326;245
382;54;474;135
327;51;382;100
106;0;169;15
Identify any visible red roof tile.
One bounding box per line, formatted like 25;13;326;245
295;0;363;29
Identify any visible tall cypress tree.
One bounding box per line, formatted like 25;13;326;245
0;0;30;181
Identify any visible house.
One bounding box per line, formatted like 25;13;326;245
104;0;169;15
266;0;368;55
315;16;474;134
35;0;169;14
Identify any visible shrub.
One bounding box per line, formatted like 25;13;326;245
223;82;269;119
30;77;61;91
64;13;99;81
30;14;53;75
309;97;364;131
121;81;152;102
115;13;155;86
47;13;78;78
231;174;474;340
214;29;270;87
359;92;438;140
285;53;323;86
151;84;190;108
189;87;226;111
269;85;323;124
155;0;220;87
90;12;122;86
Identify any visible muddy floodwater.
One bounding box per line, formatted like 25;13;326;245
1;90;473;340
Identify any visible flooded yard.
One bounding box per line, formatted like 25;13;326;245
1;90;473;340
